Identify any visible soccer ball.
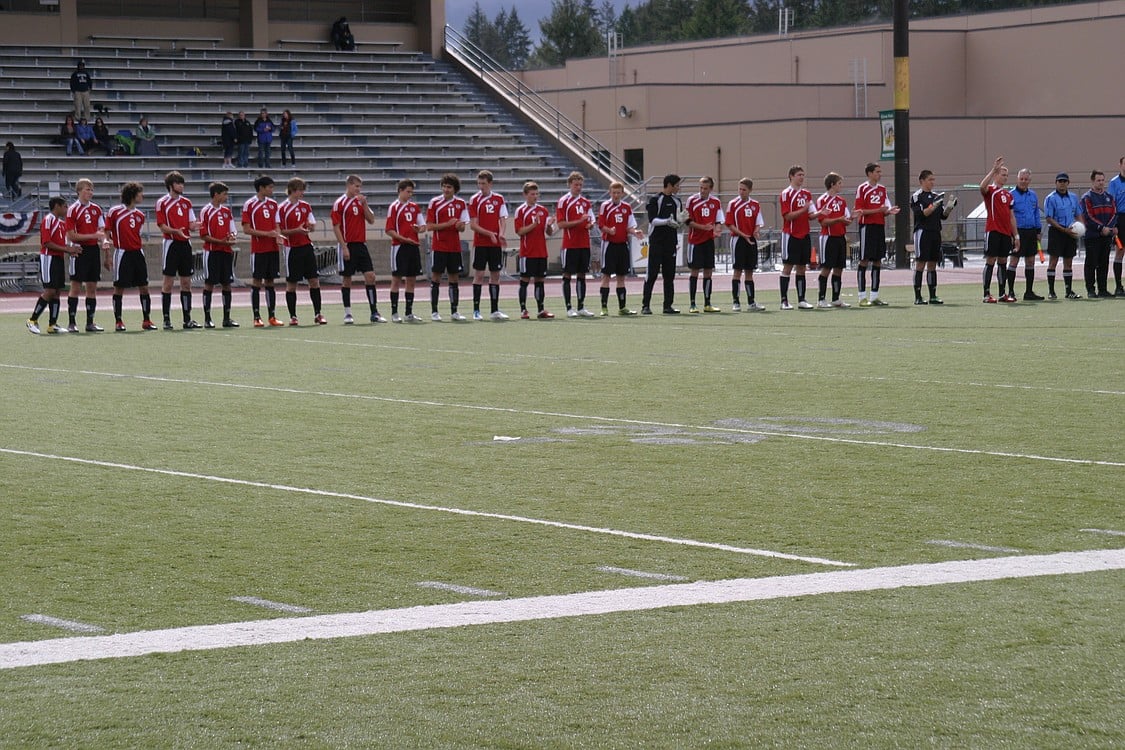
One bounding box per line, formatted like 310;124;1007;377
1069;220;1086;237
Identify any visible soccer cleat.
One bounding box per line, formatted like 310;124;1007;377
566;308;578;318
1116;287;1125;297
1065;290;1082;300
748;302;766;311
999;294;1017;303
619;308;638;316
289;317;300;326
1099;290;1115;298
831;300;850;308
1047;292;1058;300
26;319;40;334
66;323;80;333
268;317;284;326
371;312;387;323
797;300;814;309
817;300;832;309
222;318;240;328
600;307;609;317
85;323;104;332
520;309;530;320
204;319;216;329
253;317;265;327
490;310;509;321
663;307;681;314
780;301;794;310
391;313;403;323
184;320;202;330
472;310;483;321
858;298;872;307
537;310;555;319
914;298;928;305
115;321;127;332
405;313;424;322
142;320;158;330
1023;291;1044;301
431;312;442;322
641;306;653;315
314;314;327;325
342;312;355;325
451;312;468;322
163;319;175;331
46;324;65;334
703;304;721;313
688;305;701;314
870;298;888;306
982;294;997;303
577;308;596;318
731;302;741;312
928;297;944;305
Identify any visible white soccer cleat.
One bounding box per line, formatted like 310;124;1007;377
577;308;595;318
342;312;355;325
391;313;403;323
490;310;509;321
831;300;851;308
451;312;468;322
816;300;831;309
566;308;579;318
431;312;442;322
797;300;814;309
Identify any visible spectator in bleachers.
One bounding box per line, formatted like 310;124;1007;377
279;109;297;167
76;117;97;154
59;115;84;156
253;108;275;169
93;117;114;156
220;111;236;169
3;141;22;199
134;116;159;156
69;61;93;121
234;111;253;168
331;17;355;51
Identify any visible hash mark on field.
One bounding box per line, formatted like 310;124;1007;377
0;448;851;568
3;364;1124;467
229;597;313;614
1080;528;1125;537
597;566;689;581
927;540;1021;554
20;614;104;634
3;549;1122;670
416;582;505;597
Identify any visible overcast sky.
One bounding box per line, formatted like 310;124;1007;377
446;0;631;44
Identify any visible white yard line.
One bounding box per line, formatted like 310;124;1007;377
596;566;689;581
3;364;1123;468
416;582;505;597
1080;528;1125;537
19;615;105;634
229;597;313;614
927;539;1022;554
2;548;1121;670
0;447;852;568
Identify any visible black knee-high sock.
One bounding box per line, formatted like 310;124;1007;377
489;283;499;313
1024;267;1035;293
112;294;123;322
562;277;572;309
689;275;698;305
926;270;938;297
913;270;924;299
265;287;276;317
576;277;587;308
600;286;610;308
365;284;377;313
983;264;994;295
203;290;213;319
780;275;790;302
310;287;321;314
871;265;881;292
48;299;60;325
1046;269;1056;294
405;292;414;315
857;266;867;295
85;297;96;325
341;286;351;309
518;280;529;310
818;274;829;301
534;281;545;312
449;282;459;313
703;277;712;305
251;286;261;318
831;275;842;301
140;293;151;319
616;287;627;310
732;279;741;304
286;290;298;318
472;283;482;311
1005;267;1016;296
222;289;232;319
390;291;399;315
180;291;191;322
1063;269;1074;293
68;295;79;325
795;274;806;301
30;296;47;321
162;291;172;320
1115;261;1123;288
430;281;440;312
746;280;755;303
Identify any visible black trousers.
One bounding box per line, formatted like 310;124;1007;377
1084;235;1111;294
643;241;677;308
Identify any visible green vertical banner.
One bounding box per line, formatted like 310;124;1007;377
879;110;895;160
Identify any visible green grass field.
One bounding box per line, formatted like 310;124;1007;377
2;281;1123;748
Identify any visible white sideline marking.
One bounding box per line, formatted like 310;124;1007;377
596;566;689;581
416;582;505;598
772;369;1125;398
927;539;1022;554
3;363;1124;468
2;549;1121;670
229;597;312;614
20;615;104;634
1080;528;1125;537
0;448;851;568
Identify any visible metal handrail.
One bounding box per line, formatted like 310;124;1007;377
443;25;643;199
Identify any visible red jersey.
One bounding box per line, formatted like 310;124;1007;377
468;191;508;247
199;203;235;253
40;213;67;256
241;196;279;254
855;181;891;226
982;184;1015;235
331;193;370;244
556;191;593;249
780;186;814;238
106;204;145;251
725;196;764;239
65;200;104;244
155;193;196;240
426;195;469;253
816;192;850;237
598;200;635;244
277;198;315;248
385;199;422;245
514;202;550;258
685;193;724;245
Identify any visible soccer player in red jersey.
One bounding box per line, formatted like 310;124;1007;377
331;174;385;324
684;176;724;313
27;197;81;334
278;177;325;325
385;178;426;322
854;162;900;306
597;181;643;316
198;181;239;328
513;181;555;319
725;177;765;311
468;169;510;320
424;173;470;321
979;156;1019;302
64;178;109;332
242;175;285;326
105;182;156;331
155;170;201;330
779;165;818;310
814;172;853;308
556;171;596;318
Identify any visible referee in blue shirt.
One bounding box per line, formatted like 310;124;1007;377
1043;173;1082;299
1008;168;1043;300
1107;156;1125;295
